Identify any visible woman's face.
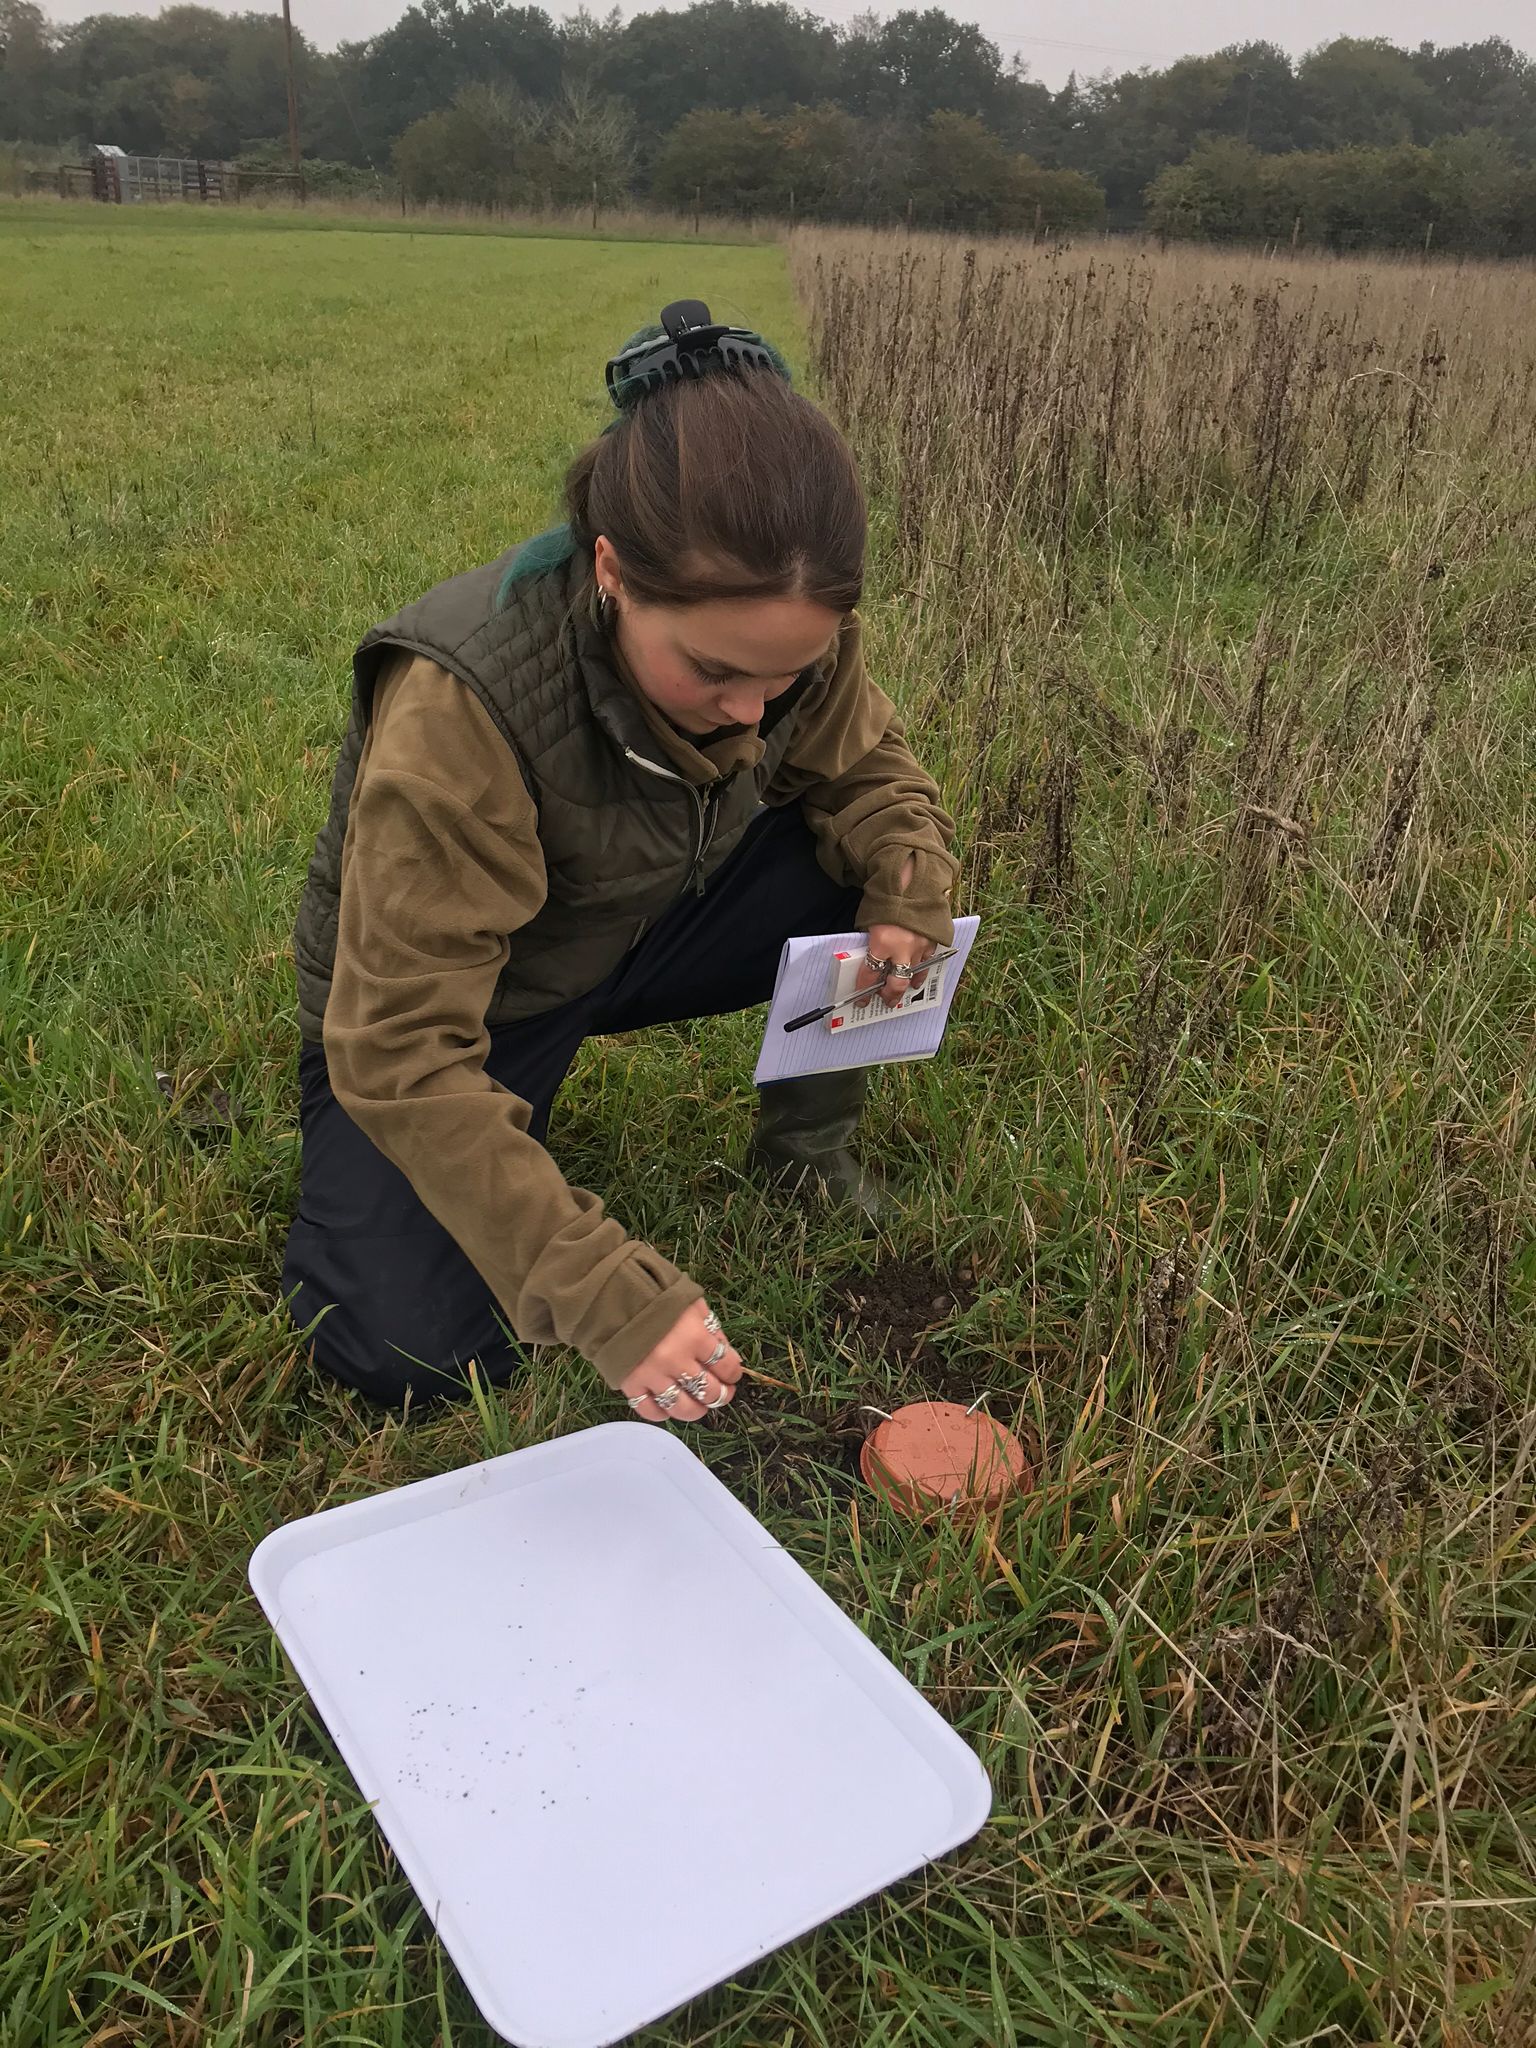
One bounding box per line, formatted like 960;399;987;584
594;535;841;736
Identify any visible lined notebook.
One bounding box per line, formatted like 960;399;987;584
753;917;980;1084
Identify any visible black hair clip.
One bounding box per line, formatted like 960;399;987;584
605;299;785;410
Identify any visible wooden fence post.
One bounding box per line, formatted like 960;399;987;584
591;178;599;232
693;185;701;235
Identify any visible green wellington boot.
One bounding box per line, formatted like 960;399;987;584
747;1069;887;1223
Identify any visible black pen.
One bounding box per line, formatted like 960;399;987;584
783;946;961;1034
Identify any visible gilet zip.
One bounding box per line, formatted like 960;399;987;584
623;747;729;898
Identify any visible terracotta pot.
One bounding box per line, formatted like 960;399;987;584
859;1401;1032;1518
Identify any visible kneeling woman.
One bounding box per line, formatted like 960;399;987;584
282;304;960;1425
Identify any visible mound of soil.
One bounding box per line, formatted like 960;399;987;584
825;1257;979;1367
701;1259;988;1513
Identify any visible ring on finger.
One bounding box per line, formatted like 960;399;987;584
675;1368;710;1402
707;1384;733;1410
703;1335;727;1367
702;1309;722;1336
652;1383;680;1412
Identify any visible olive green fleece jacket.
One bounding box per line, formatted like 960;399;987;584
320;613;958;1391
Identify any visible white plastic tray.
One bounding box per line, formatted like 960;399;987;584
248;1422;990;2048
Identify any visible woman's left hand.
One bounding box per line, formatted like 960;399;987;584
858;923;936;1009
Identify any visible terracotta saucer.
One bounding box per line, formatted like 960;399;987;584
859;1401;1032;1518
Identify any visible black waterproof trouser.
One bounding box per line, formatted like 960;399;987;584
281;802;863;1407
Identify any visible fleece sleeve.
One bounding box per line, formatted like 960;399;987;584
321;652;704;1388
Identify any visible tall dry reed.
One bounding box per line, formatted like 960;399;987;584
789;226;1536;2038
797;231;1536;584
792;227;1536;921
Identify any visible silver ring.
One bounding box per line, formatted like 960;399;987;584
865;955;896;975
625;1394;649;1409
652;1384;680;1412
702;1309;722;1335
703;1335;727;1367
675;1368;710;1402
707;1385;733;1410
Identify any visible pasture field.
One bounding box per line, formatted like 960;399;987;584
4;204;1536;2044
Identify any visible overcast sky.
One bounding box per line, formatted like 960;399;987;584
36;0;1536;88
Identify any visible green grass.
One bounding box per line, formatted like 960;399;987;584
4;208;1536;2046
1;192;768;246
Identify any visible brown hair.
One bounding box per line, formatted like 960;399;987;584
565;370;867;612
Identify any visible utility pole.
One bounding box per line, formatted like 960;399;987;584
281;0;301;174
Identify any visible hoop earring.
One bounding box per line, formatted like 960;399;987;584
596;586;616;631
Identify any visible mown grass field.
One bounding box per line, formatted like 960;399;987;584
4;201;1536;2046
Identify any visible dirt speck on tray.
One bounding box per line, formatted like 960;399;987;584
825;1258;979;1365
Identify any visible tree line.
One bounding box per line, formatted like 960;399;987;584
1147;133;1536;255
3;0;1534;249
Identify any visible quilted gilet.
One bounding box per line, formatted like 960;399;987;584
292;542;812;1038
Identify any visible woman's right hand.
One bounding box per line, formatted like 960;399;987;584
621;1299;742;1422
